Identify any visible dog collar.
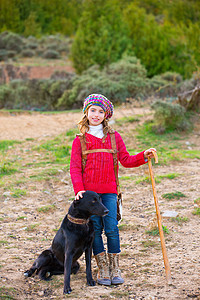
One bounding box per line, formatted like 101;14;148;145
67;214;89;225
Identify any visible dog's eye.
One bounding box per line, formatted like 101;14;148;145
92;200;96;203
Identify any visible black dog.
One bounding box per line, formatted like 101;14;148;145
24;191;108;294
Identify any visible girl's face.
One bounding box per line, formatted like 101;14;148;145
87;105;105;126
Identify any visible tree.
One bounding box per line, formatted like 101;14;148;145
71;0;130;73
23;12;41;37
0;0;21;33
123;3;198;78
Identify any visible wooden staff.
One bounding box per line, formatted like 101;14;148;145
148;150;172;285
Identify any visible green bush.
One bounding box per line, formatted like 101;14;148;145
42;50;60;59
0;75;75;110
1;32;24;53
0;49;8;61
51;71;75;80
158;72;183;84
151;100;191;132
39;35;72;56
26;42;38;50
7;50;17;58
63;56;151;108
21;49;35;58
150;72;183;98
0;85;14;108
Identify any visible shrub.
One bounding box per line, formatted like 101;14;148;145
26;42;38;50
51;71;75;80
46;43;60;51
21;49;35;58
106;56;150;99
158;72;183;84
0;76;75;111
42;50;60;59
7;50;17;58
1;32;24;53
0;67;6;84
0;85;14;108
65;56;150;108
150;72;183;98
57;90;77;110
0;49;8;61
151;100;191;132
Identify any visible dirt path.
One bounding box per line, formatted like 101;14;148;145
0;106;200;300
0;111;81;140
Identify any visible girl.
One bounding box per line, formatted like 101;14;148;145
70;94;156;286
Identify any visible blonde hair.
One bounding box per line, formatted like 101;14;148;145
78;110;114;143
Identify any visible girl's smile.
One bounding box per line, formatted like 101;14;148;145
87;105;105;126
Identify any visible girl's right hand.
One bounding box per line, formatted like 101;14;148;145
75;190;86;200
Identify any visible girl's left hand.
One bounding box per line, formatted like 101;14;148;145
144;148;157;160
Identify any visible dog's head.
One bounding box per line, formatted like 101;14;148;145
73;191;109;218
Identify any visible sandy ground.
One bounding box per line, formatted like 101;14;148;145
0;106;200;300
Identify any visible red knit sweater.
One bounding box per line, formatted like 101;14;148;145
70;131;147;195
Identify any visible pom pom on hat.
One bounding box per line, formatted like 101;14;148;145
83;94;114;119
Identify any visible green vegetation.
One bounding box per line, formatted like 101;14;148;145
146;225;169;236
0;160;19;178
72;0;129;73
0;286;16;300
110;291;129;297
0;240;9;245
135;121;200;164
141;240;160;248
0;54;199;111
115;116;140;125
0;0;199;78
35;136;71;164
66;128;79;140
194;198;200;205
17;216;26;220
29;168;60;181
118;224;137;231
151;101;192;133
181;150;200;160
70;0;199;77
37;205;56;213
25;224;40;232
162;191;186;200
0;140;21;153
192;208;200;216
135;173;180;184
10;188;26;198
170;216;189;225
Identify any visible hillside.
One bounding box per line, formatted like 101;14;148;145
0;105;200;299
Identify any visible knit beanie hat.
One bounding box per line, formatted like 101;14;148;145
83;94;114;119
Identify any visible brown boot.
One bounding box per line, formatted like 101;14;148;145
94;252;111;286
108;253;124;285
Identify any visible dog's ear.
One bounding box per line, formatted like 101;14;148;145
98;195;102;202
73;198;81;206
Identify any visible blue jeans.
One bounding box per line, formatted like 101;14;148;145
90;193;120;255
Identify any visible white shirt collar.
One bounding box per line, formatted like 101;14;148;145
88;124;104;139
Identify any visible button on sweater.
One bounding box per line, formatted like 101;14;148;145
70;131;147;195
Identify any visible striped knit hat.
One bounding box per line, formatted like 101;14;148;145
83;94;114;119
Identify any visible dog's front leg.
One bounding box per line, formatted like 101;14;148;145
85;247;95;286
63;251;73;294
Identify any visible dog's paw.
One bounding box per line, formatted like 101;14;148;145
24;272;29;278
87;279;96;286
63;287;72;294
